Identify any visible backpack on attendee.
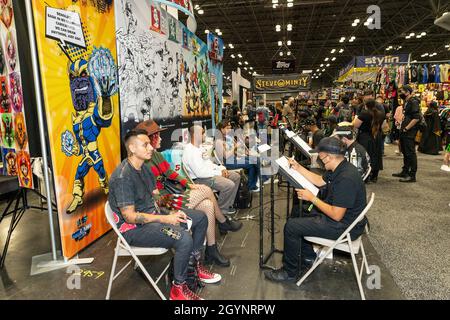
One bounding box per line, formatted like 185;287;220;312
257;111;266;124
234;171;252;209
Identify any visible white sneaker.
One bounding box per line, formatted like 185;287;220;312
251;187;260;193
441;165;450;172
263;179;272;185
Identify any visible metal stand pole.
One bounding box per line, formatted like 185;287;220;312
25;1;93;275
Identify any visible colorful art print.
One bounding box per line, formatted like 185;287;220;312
150;5;162;33
14;112;27;150
16;150;33;188
0;76;11;113
0;0;13;29
5;31;16;71
0;41;5;75
168;15;178;43
208;35;223;63
2;147;17;176
182;28;189;50
1;113;13;148
9;72;22;112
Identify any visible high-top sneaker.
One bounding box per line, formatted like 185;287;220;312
169;282;204;300
196;262;222;284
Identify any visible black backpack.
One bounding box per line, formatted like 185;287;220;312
234;171;253;209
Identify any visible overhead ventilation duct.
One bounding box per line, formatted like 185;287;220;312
434;12;450;31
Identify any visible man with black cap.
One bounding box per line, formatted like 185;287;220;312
265;137;367;282
305;118;325;148
392;85;420;182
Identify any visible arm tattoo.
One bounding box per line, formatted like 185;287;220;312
135;213;147;225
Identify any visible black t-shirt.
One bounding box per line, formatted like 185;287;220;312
402;97;421;131
322;160;367;227
109;159;159;233
357;110;373;135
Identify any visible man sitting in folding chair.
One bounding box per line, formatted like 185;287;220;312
265;137;368;282
108;129;221;300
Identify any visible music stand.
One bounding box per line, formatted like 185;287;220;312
257;145;283;270
0;176;58;268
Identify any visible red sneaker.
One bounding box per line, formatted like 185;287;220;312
169;282;203;300
196;263;222;284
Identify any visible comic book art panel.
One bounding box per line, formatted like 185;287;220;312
9;72;22;113
1;147;17;176
0;75;11;113
32;0;121;259
0;0;13;29
1;112;14;148
17;150;33;188
14;112;27;150
5;30;17;73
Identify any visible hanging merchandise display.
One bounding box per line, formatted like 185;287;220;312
32;0;121;259
0;0;33;189
115;0;213;139
207;32;224;128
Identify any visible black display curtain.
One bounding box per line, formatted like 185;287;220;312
12;1;43;158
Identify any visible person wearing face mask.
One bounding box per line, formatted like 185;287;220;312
264;137;367;282
392;85;421;182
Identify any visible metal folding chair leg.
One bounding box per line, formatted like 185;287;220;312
106;240;121;300
347;235;366;300
296;244;335;287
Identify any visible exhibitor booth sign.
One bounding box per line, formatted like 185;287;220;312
254;74;311;93
272;59;296;73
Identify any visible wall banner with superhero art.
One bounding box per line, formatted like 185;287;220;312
207;33;224;128
32;0;120;259
0;0;33;189
115;0;213;143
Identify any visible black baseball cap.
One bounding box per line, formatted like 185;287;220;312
331;122;354;137
310;137;347;155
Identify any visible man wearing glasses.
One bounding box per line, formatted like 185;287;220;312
265;137;368;282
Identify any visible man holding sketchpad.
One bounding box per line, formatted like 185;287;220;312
265;137;368;282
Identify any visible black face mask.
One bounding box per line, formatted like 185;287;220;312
316;157;326;169
399;93;407;100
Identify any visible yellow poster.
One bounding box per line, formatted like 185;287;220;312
32;0;120;259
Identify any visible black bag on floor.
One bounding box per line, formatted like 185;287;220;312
234;171;253;209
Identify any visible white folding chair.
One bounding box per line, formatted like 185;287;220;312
296;193;375;300
104;202;171;300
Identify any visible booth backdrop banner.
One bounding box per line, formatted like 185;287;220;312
207;33;223;128
116;0;212;143
253;73;311;93
32;0;120;259
356;54;409;67
0;0;33;189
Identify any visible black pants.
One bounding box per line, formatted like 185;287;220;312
400;131;418;177
123;209;207;284
282;211;365;277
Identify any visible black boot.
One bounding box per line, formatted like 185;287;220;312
204;244;230;267
392;171;409;178
218;217;243;235
399;175;416;183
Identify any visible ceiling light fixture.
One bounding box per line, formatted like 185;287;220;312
218;31;222;36
287;2;293;7
320;64;324;67
287;40;292;46
331;57;336;61
287;24;293;31
238;54;242;58
339;37;346;43
238;61;242;65
287;51;291;56
231;54;236;58
326;63;330;67
331;49;336;53
339;49;344;53
280;52;283;56
205;29;209;34
198;9;204;15
278;41;282;46
324;57;329;61
244;61;248;65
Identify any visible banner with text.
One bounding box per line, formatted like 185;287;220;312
254;74;311;93
32;0;120;259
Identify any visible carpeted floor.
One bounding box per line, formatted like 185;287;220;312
365;143;450;300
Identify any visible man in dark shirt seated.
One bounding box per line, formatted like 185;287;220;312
265;137;367;282
108;129;221;300
305;118;325;148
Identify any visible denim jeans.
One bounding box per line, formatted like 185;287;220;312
282;210;366;277
122;208;207;284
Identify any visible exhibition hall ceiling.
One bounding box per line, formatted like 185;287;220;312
193;0;450;84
